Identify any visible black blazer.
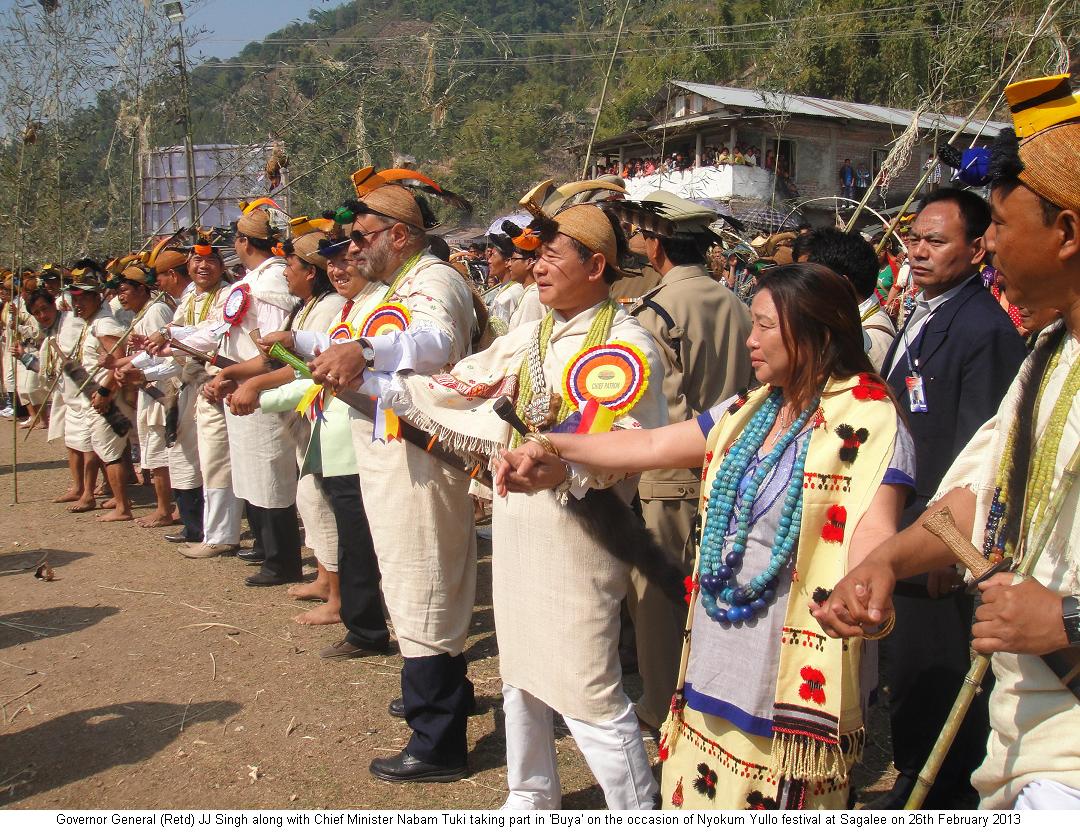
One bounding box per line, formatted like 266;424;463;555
882;278;1027;525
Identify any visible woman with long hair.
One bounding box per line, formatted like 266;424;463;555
496;262;914;808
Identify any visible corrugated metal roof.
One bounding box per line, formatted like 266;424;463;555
671;81;1008;136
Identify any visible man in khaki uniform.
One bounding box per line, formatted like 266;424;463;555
613;191;754;732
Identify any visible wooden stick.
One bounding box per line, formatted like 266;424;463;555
97;584;166;596
1;682;40;708
921;507;996;580
907;442;1080;809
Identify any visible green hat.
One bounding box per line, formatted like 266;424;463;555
608;190;719;239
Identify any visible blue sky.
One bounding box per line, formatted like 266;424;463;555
0;0;337;62
184;0;337;61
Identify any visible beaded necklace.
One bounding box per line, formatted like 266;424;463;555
986;334;1080;561
511;299;616;445
698;388;820;625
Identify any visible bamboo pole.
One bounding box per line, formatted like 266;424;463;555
580;0;633;179
906;442;1080;809
8;132;28;505
858;0;1063;252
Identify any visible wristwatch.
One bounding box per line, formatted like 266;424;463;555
358;338;376;368
1063;596;1080;647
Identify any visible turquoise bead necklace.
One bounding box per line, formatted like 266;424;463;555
698;388;819;625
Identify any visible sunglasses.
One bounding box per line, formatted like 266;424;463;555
349;225;395;247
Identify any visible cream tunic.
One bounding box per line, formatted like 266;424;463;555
132;300;177;471
352;254;478;659
934;327;1080;809
219;258;300;508
47;310;84;443
506;282;544;331
491;305;666;722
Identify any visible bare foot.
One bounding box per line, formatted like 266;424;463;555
68;498;96;513
53;489;82;503
97;510;134;522
287;580;330;602
137;512;179;528
102;498;117;510
293;602;342;625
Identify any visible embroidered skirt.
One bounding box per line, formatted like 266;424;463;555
660;706;853;810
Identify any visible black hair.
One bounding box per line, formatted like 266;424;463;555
239;234;275;253
918;187;991;242
793;227;879;300
25;289;55;311
653;233;708;266
987;128;1063;226
488;233;515;258
426;234;451;261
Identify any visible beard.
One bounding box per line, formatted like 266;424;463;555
355;234;394;283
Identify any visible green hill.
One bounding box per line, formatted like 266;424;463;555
0;0;1070;260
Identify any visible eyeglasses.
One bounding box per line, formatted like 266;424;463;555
349;225;395;247
508;256;534;262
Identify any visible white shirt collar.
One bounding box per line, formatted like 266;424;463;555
914;273;976;312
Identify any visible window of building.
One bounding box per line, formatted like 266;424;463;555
872;148;890;177
764;138;797;179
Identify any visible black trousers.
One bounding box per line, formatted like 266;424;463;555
401;652;474;766
245;502;302;580
173;487;204;542
882;587;991;808
319;474;389;651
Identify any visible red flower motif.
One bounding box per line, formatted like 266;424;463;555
683;575;699;604
821;504;847;543
852;373;888;401
799;665;827;705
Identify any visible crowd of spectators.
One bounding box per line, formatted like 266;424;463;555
597;143;789;180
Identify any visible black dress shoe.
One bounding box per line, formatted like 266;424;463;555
244;570;303;587
238;548;265;561
164;531;190;544
369;749;467;783
388;695;479;719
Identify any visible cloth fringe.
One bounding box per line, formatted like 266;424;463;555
769;728;863;783
396;402;502;463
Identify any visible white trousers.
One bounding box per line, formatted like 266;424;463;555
1014;779;1080;809
501;684;658;811
203;486;243;546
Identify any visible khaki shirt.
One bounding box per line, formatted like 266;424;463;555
632;263;754;498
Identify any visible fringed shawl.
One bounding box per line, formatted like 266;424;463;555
686;375;897;783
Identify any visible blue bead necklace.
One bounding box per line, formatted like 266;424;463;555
698;388;819;625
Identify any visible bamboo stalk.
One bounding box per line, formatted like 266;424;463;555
907;442;1080;809
580;0;633;180
864;0;1063;253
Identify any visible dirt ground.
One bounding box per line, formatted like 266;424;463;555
0;425;894;810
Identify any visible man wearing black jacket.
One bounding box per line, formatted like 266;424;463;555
875;188;1027;808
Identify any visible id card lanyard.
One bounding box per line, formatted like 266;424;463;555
900;309;934;413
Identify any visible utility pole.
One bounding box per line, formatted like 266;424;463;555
166;2;199;227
